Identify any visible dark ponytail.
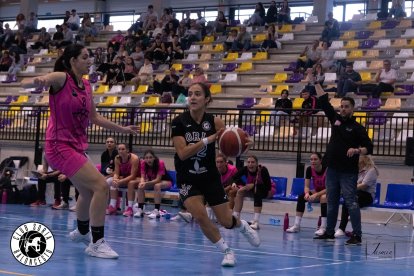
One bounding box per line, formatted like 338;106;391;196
54;44;85;72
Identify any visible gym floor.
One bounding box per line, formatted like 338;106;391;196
1;204;413;276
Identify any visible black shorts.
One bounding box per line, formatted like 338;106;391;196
178;175;228;207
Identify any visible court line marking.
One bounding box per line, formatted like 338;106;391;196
0;270;33;276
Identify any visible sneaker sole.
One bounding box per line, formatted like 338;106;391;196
85;248;119;259
221;262;236;267
345;242;362;246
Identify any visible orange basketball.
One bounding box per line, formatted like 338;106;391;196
218;127;249;157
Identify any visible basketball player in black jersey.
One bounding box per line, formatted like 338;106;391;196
171;82;260;267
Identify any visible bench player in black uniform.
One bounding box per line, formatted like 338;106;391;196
171;82;260;267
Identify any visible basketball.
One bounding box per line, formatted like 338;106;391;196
218;127;249;157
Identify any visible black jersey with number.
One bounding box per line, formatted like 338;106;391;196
171;111;220;183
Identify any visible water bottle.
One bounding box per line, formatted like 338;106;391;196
283;213;289;231
1;190;7;204
317;216;322;228
269;217;281;226
307;202;313;212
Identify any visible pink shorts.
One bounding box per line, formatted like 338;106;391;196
45;141;88;178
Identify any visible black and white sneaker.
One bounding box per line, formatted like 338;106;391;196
313;233;335;241
345;235;362;246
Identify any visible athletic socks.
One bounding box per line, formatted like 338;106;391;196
214;238;229;253
77;219;90;235
294;216;302;227
321;217;327;228
91;226;104;243
128;200;134;208
253;212;260;222
109;199;117;207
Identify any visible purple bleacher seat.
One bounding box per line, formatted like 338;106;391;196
221;63;237;72
355;31;372;40
183;64;195;71
89;72;99;83
1;74;17;83
368;112;387;125
284;62;297;71
340;22;352;31
237;97;256;108
359;40;375;49
285;73;303;83
363;98;382;110
242;125;257;136
394;85;414;96
381;20;399;29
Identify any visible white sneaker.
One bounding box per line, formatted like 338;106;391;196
178;211;192;223
250;221;260;230
85;238;119;259
315;227;326;236
69;229;91;246
170;215;182;221
286;225;300;233
134;208;144;218
240;220;260;247
148;209;160;219
334;228;346;238
221;249;236;267
69;204;76;212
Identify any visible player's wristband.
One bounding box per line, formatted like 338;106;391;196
202;138;209;146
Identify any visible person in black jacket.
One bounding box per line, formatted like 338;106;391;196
313;84;373;245
265;1;278;24
272;89;292;125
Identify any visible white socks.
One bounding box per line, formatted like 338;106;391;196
253;213;260;222
128;201;134;208
321;217;327;228
214;238;229;253
109;199;116;207
294;216;302;226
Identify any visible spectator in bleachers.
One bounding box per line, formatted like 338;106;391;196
266;1;278;24
154;68;179;94
181;19;201;50
165;21;177;35
296;40;321;72
49;25;64;48
373;59;396;98
160;8;173;27
108;30;125;52
143;5;159;32
168;34;184;61
130;44;145;70
335;155;378;238
61;23;74;46
116;44;128;59
134;149;172;219
15;13;25;31
192;67;208;84
105;56;125;85
278;0;292;24
151;21;164;39
303;63;325;95
211;11;227;34
173;69;192;99
9;32;27;54
106;144;140;216
131;56;153;87
247;2;265;26
30;157;60;207
63;10;70;24
231;26;251;52
176;21;188;40
25;12;38;34
260;24;279;51
7;51;22;77
67;9;80;30
182;11;192;29
389;0;406;19
123;56;138;81
286;152;328;236
91;47;105;72
272;89;292;126
216;153;238;210
0;50;13;72
31;27;51;50
225;29;237;51
147;36;167;64
321;14;340;45
78;13;96;43
319;41;334;70
337;62;362;97
100;137;118;178
196;10;207;36
232;155;273;230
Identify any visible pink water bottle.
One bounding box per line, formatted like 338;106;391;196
317;216;322;228
283;213;289;231
1;190;7;204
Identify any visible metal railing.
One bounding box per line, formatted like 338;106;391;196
0;105;411;158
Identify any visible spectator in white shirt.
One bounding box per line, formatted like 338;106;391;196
67;9;80;30
373;59;396;98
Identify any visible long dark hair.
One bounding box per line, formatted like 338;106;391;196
143;149;160;178
53;44;85;87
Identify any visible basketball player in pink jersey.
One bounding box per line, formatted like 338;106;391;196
22;44;138;259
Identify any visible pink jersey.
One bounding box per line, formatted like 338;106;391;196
141;159;166;181
46;73;92;152
220;164;237;187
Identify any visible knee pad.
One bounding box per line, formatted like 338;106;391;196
225;215;237;229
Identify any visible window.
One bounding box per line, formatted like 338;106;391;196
344;3;366;21
290;6;314;19
333;5;344;22
110;15;135;31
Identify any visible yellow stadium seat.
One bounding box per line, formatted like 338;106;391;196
5;106;21;117
140;122;152;133
235;62;253;72
393;38;407;47
11;96;29;105
270;85;289;96
360;71;372;82
292;98;305;109
131;85;148;95
367;21;381;30
371;29;386;38
94;84;109;94
366;49;379;58
353;112;366;125
212;44;224;52
279;24;293;33
270;73;288;83
344;40;359;49
409;39;414;47
222;53;238;61
369;60;383;70
340;31;355;40
200;35;214;44
253;33;267;43
255;110;271;124
201;44;213;52
348;50;363;59
252;52;268;60
210;84;222;95
98;96;118;106
141;96;160;107
171;63;183;71
367;128;374;140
